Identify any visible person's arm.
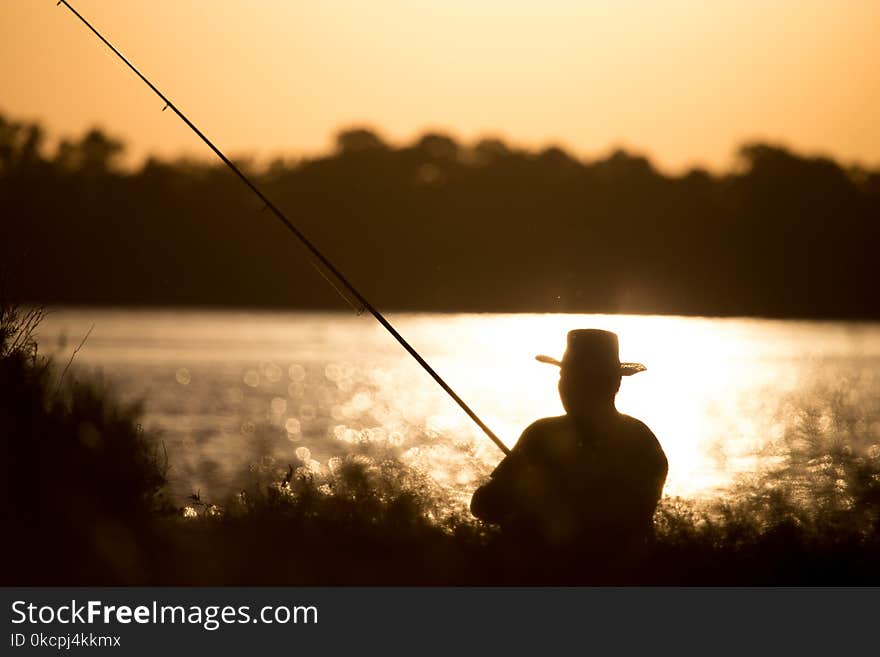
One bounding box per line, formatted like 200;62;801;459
469;425;537;523
470;456;517;523
620;427;668;532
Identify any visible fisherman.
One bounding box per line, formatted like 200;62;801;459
471;329;667;573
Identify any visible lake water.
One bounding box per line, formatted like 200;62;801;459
36;310;880;508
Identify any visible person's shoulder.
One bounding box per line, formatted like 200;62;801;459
617;414;668;465
525;415;569;434
514;415;568;450
617;413;655;438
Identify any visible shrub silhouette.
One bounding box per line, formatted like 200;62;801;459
166;448;490;585
0;301;168;584
651;384;880;584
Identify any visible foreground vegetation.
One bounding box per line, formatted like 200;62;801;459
2;306;878;585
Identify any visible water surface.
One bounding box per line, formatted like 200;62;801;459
37;310;880;506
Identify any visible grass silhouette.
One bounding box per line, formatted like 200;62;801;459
0;298;169;584
651;384;880;584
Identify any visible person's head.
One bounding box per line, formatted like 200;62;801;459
558;366;622;415
535;329;645;418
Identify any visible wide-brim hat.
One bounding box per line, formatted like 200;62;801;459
535;329;646;376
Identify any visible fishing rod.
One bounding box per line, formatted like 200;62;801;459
56;0;510;456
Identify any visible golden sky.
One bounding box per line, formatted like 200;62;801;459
2;0;879;171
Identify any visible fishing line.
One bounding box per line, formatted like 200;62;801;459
56;0;510;455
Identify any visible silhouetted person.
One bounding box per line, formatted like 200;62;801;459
471;329;667;577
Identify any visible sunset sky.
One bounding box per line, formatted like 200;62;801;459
2;0;879;171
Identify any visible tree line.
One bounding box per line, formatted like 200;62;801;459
2;112;878;318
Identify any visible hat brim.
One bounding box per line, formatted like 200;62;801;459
535;354;646;376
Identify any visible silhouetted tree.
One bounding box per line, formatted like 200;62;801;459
55;128;124;176
538;145;578;168
415;132;459;161
0;116;46;175
1;110;878;318
473;137;510;165
335;127;388;155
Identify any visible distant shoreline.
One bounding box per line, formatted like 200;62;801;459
27;303;880;324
